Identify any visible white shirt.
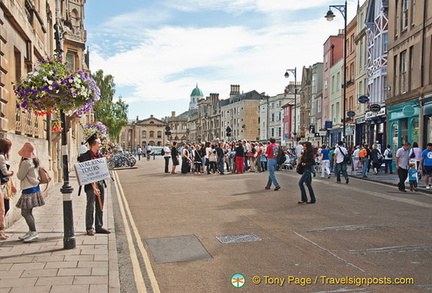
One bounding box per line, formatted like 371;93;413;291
295;144;303;157
163;146;171;157
334;146;348;164
353;148;360;158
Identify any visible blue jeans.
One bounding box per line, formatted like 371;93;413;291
361;158;369;177
266;158;280;188
335;162;349;181
299;170;315;203
384;159;393;174
217;160;224;174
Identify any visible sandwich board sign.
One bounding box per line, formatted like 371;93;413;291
74;157;110;186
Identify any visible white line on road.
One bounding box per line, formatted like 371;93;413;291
291;230;366;273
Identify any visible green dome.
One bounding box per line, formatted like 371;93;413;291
191;84;203;97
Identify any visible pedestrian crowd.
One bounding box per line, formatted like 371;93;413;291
154;138;432;203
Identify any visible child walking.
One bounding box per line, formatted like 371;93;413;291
408;163;418;192
16;142;45;242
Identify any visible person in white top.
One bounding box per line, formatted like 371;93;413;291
163;143;171;173
16;142;45;242
295;143;303;164
333;141;349;184
146;145;152;161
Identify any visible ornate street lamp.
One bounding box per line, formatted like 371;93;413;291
284;68;297;142
325;0;348;141
55;0;75;249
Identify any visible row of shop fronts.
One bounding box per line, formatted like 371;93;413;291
321;97;432;150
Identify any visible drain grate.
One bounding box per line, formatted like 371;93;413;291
216;233;262;244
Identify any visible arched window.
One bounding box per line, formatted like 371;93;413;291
157;131;162;138
150;131;155;138
142;131;146;138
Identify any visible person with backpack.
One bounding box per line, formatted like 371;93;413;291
334;141;349;184
359;144;371;178
383;145;393;174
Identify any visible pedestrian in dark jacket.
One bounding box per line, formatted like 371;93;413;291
370;144;383;175
298;142;316;204
78;134;110;236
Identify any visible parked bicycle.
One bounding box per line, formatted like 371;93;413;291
107;152;136;169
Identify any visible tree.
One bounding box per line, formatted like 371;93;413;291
91;70;128;142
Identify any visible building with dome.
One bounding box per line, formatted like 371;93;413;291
189;84;203;110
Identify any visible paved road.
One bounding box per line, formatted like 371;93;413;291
113;157;432;293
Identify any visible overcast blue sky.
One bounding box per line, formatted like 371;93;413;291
85;0;365;120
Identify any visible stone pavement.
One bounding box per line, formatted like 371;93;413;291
0;174;120;293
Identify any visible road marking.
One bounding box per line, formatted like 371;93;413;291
291;230;366;273
113;170;161;293
113;170;147;292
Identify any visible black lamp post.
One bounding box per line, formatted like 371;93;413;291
325;0;347;141
55;2;75;249
284;68;297;143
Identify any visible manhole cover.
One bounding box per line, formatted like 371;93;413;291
216;233;262;244
146;235;212;264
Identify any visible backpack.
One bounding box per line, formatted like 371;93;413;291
161;148;165;156
277;147;286;165
338;147;351;164
39;166;52;185
359;148;367;158
387;149;393;158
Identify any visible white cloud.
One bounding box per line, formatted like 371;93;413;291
88;0;364;119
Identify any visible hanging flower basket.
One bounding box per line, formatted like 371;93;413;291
13;56;101;118
83;121;108;140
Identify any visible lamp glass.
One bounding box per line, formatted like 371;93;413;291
325;10;335;21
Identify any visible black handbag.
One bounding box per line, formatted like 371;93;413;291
0;164;10;185
296;163;304;175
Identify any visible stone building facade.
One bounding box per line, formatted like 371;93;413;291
387;0;432;148
0;0;90;225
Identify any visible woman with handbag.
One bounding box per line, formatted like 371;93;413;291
298;142;316;204
16;142;45;242
409;142;422;170
0;138;17;240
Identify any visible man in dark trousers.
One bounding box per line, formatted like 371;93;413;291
78;134;110;236
395;142;411;192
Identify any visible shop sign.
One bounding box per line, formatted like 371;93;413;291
356;117;366;124
358;95;369;103
370;104;381;112
347;111;356;117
